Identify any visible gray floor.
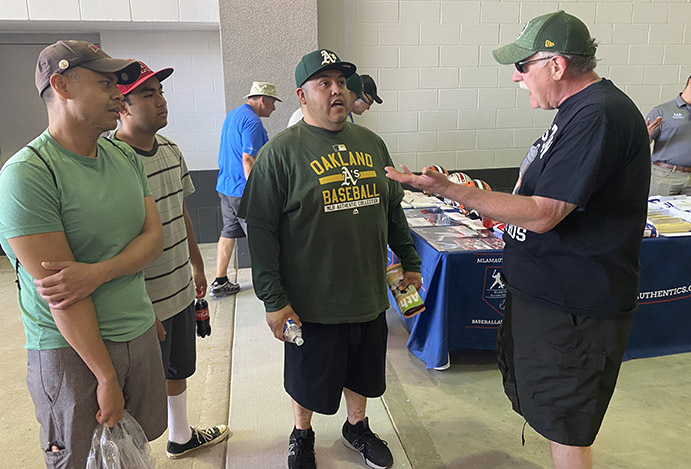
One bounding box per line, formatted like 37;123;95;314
2;243;690;468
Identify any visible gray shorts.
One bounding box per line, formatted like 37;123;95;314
219;192;247;238
26;325;167;468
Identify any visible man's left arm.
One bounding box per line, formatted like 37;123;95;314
35;196;164;309
183;203;207;297
386;166;576;234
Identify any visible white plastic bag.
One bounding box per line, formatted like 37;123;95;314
85;411;155;469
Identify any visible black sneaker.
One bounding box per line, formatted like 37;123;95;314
209;280;240;298
342;417;393;469
288;427;316;469
166;425;229;459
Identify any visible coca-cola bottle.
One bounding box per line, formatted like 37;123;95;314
195;298;211;338
283;319;304;346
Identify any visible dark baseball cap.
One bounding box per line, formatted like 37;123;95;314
295;49;356;87
492;11;596;65
35;40;141;96
360;74;383;104
346;73;366;102
117;60;173;95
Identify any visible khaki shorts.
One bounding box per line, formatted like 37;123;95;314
26;326;167;468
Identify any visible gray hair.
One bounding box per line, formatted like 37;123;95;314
537;39;599;76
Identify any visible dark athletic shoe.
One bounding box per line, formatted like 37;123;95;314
166;425;229;459
209;280;240;298
288;427;316;469
342;417;393;469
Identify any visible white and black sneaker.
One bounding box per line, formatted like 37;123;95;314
166;425;229;459
209;279;240;298
342;418;393;469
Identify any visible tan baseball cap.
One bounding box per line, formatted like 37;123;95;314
35;40;141;96
244;82;282;102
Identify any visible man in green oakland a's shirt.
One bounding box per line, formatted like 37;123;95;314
239;49;421;469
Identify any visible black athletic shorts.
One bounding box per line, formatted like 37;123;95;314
284;311;388;415
497;292;634;446
160;302;197;380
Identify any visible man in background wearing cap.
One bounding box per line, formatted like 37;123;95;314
212;81;281;298
0;40;168;467
240;49;420;469
287;72;382;127
645;76;691;196
387;11;649;469
111;61;229;459
355;74;383;114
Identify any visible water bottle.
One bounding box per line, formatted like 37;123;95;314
195;298;211;338
283;319;304;346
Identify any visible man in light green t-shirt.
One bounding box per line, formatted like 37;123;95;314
0;41;167;467
239;49;421;469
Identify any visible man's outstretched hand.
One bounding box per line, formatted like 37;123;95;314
385;165;450;196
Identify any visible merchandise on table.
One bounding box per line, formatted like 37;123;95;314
403;207;463;227
646;195;691;236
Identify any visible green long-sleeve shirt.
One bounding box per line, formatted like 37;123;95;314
239;120;420;324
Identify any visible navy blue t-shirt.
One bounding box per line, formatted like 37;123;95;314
502;79;650;318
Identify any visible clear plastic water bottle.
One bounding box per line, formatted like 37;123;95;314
283;319;304;346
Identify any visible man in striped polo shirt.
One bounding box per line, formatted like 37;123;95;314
113;61;229;459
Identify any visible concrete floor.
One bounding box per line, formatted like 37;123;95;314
1;243;690;468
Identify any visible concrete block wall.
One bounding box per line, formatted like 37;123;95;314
318;0;691;172
0;0;219;23
101;31;224;171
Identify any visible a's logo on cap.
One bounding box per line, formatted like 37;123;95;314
516;23;529;39
545;40;555;47
320;50;338;65
58;59;69;70
88;44;101;53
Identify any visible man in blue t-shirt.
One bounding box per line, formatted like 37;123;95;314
211;82;281;298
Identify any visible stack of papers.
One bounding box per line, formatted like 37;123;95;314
647;196;691;237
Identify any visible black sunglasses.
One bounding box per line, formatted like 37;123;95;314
515;56;554;73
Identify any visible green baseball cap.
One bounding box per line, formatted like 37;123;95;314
346;73;366;101
492;11;596;65
295;49;356;87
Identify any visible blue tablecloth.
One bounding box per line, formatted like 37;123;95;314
390;233;691;369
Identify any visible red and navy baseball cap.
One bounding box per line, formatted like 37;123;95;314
117;60;173;95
